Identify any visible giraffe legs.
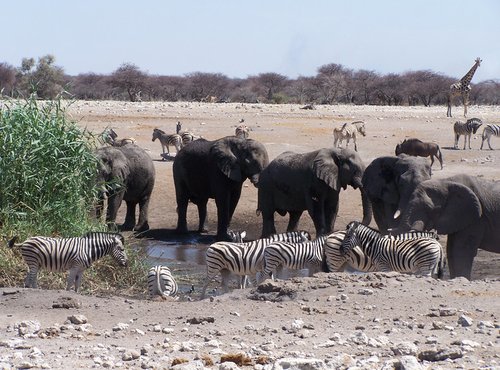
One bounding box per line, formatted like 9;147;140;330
462;92;469;118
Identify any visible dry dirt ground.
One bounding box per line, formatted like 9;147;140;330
0;102;499;369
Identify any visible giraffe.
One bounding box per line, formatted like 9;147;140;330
447;57;482;118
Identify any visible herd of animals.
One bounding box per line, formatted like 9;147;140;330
7;110;500;300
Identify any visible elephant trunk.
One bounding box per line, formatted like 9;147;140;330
360;187;372;226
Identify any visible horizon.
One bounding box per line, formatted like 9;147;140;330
1;1;499;82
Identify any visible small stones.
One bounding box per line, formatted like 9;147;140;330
457;314;473;327
122;349;140;361
439;307;457;317
112;323;129;331
52;296;82;309
67;314;88;325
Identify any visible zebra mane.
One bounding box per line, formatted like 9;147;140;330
82;231;124;243
154;128;166;134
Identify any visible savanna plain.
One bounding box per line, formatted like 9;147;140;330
0;101;499;369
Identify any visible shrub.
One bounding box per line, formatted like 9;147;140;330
0;97;148;295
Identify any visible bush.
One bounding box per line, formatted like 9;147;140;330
0;97;148;295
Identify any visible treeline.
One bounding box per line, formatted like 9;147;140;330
1;55;499;106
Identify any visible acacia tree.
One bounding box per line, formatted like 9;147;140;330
250;72;289;102
16;55;65;99
110;63;148;101
315;63;350;104
184;72;230;101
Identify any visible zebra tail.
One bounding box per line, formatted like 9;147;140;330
7;236;19;248
437;248;445;279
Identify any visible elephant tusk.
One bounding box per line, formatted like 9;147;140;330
393;209;401;219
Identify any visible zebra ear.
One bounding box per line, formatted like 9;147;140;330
312;149;339;191
211;138;242;182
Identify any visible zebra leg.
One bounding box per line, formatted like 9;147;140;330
353;138;358;152
487;136;493;150
25;267;39;288
220;270;231;293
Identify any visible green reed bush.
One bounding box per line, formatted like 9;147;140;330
0;98;148;295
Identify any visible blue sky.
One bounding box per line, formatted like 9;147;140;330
2;1;499;81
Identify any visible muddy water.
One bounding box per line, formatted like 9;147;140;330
145;238;500;296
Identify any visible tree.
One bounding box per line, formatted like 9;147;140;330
0;62;17;97
110;63;148;102
184;72;230;102
250;73;289;102
16;55;65;99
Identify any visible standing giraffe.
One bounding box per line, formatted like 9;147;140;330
447;57;482;118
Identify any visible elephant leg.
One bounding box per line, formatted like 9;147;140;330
215;194;232;241
106;191;125;230
286;211;303;232
261;211;277;238
372;200;390;234
308;201;327;236
122;200;137;231
135;197;151;232
446;231;480;280
228;186;242;224
324;196;339;235
197;200;209;233
175;192;189;234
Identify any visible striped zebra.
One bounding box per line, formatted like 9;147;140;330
147;265;178;298
261;236;328;281
8;232;128;292
235;124;250;139
453;118;482;150
201;230;311;298
340;221;444;278
101;128;136;147
480;124;500;150
176;121;201;146
324;229;439;273
333;121;366;151
152;128;183;155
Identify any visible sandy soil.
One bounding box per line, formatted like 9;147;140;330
0;102;499;369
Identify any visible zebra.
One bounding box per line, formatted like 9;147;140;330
260;236;328;281
324;229;439;273
176;121;201;146
340;221;444;278
8;232;128;292
101;128;136;147
152;128;183;156
201;230;311;298
147;265;178;298
235;124;250;139
480;124;500;150
453;118;483;150
333;121;366;151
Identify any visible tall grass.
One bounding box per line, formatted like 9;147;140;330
0;98;148;295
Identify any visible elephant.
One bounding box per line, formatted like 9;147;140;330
173;136;269;241
393;174;500;280
362;155;432;234
257;148;372;238
96;144;155;232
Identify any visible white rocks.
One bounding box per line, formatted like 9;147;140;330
358;288;374;295
439;307;457;316
457;314;473;327
15;321;41;337
67;314;88;325
121;349;140;361
0;338;26;349
272;358;328;370
391;341;418;356
398;355;423;370
112;323;129;331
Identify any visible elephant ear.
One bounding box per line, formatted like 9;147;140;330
428;182;482;234
211;138;242;182
312;150;339;191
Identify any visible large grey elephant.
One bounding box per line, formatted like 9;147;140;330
257;148;372;238
173;136;269;241
96;144;155;232
393;174;500;280
362;155;431;234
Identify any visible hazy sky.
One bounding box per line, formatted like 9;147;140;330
2;1;499;81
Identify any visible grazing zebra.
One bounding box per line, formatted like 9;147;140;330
453;118;483;150
152;128;182;155
340;221;444;278
324;229;439;273
235;124;250;139
101;128;136;147
333;121;366;151
147;265;178;298
480;124;500;150
8;232;128;292
261;236;328;281
201;230;311;298
176;121;201;146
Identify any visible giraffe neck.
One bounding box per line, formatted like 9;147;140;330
460;61;480;86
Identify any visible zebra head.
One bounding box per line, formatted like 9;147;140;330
340;221;361;256
152;128;165;142
111;234;128;267
355;121;366;137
